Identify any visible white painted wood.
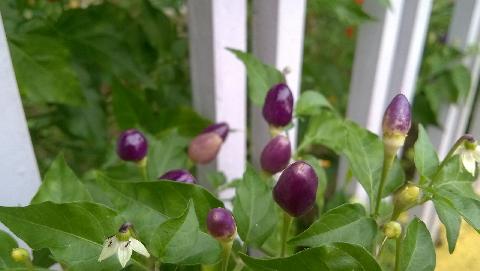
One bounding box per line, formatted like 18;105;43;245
339;0;405;202
388;0;433;101
0;15;41;208
0;13;41;250
187;0;247;200
422;0;480;235
250;0;306;168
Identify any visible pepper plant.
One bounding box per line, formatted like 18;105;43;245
2;49;480;271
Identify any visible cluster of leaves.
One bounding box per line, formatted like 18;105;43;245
413;0;474;126
0;0;209;173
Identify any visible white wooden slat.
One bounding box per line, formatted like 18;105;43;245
387;0;433;101
0;13;41;248
0;15;41;208
187;0;247;200
250;0;306;168
339;0;405;202
422;0;480;235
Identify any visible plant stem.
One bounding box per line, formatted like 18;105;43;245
221;240;233;271
394;237;402;271
280;212;293;257
376;236;388;257
373;151;395;217
429;137;465;186
137;157;148;181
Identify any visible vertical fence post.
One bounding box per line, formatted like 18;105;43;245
423;0;480;234
387;0;433;101
340;0;405;202
250;0;307;167
187;0;247;200
0;13;41;246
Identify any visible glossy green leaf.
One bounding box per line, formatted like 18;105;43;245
433;198;461;253
0;202;148;271
414;125;439;178
233;165;277;247
228;49;284;106
31;153;92;204
398;218;435;271
289;203;377;249
431;156;480;231
295;91;333;116
89;173;223;235
8;33;84;106
299;110;404;208
150;202;221;265
146;130;190;180
241;243;381;271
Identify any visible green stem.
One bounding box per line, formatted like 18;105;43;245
221;240;233;271
394;237;402;271
429;137;465;186
280;212;293;257
376;236;388;257
373;151;395;217
137;158;148;181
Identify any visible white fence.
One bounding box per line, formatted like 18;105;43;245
2;0;480;239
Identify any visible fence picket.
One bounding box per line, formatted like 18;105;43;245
250;0;307;168
187;0;247;199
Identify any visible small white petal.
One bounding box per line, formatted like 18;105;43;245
473;146;480;162
462;152;477;176
98;237;119;262
454;145;465;156
117;241;133;268
129;238;150;258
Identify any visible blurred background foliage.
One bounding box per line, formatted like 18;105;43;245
0;0;474;177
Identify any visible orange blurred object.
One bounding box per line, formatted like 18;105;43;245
354;0;364;5
345;26;355;39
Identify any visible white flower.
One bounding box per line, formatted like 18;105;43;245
454;144;480;176
98;235;150;268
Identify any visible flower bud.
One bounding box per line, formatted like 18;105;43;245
188;132;223;164
117;129;148;162
394;183;420;212
11;248;29;263
206;208;237;241
202;122;229;141
383;221;402;239
159;169;197;184
273;161;318;217
382;94;411;155
262;83;294;127
260;135;291;174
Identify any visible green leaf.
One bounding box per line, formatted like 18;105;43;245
8;33;84;106
56;4;153;86
146;130;190;179
414;125;439;178
31;153;92;204
233;165;277;247
289;203;377;249
433;198;461;253
398;218;436;271
449;65;470;101
240;243;381;271
300;110;404;207
228;49;284;106
0;230;21;268
150;202;221;265
295;91;333;116
89;173;223;235
0;202;147;271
